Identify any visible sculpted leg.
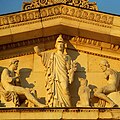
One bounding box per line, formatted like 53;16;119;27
24;89;45;107
94;87;115;107
94;92;115;107
13;86;46;107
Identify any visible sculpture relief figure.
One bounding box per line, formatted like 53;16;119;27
77;78;90;107
1;59;46;107
34;35;77;107
94;59;119;107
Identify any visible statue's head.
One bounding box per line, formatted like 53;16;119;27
99;59;110;72
9;59;19;70
55;35;65;51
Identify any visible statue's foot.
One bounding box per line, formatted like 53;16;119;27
44;105;49;108
38;104;48;108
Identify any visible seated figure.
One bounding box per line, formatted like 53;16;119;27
0;59;46;107
94;59;119;107
77;78;90;107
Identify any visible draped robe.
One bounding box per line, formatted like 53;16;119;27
41;51;71;107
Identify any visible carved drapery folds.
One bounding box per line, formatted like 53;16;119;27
22;0;98;11
34;35;77;107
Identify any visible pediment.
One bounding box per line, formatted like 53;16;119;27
0;4;120;60
0;4;119;45
1;3;120;113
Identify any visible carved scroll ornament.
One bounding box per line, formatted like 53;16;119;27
22;0;98;11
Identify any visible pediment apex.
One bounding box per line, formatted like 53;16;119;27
22;0;98;11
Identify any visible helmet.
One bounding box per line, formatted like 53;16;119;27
56;35;64;44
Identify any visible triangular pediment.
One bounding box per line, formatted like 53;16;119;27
0;4;120;60
1;3;120;118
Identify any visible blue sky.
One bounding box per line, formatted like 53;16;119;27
0;0;120;15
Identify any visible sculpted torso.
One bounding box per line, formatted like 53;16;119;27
105;68;118;90
1;68;16;91
94;59;119;107
106;69;117;84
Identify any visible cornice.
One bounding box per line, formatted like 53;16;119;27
70;36;120;52
0;35;120;61
70;36;120;60
0;35;58;60
0;35;57;51
0;4;113;29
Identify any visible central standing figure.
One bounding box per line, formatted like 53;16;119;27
34;35;77;107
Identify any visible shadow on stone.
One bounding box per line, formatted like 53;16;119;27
19;68;34;88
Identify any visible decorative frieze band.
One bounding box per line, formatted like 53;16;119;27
70;36;120;60
70;36;102;47
0;10;40;26
0;35;120;61
0;35;57;52
0;4;113;28
70;36;120;51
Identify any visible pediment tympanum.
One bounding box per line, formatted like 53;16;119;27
0;34;120;108
0;0;120;110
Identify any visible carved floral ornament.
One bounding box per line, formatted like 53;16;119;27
22;0;98;11
0;5;113;28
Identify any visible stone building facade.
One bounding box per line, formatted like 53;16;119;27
0;0;120;119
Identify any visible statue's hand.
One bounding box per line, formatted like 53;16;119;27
34;46;40;53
